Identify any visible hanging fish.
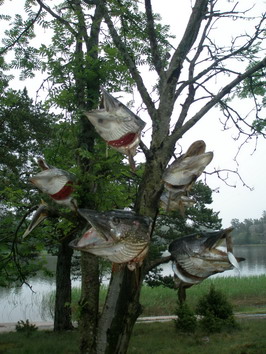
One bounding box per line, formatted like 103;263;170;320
29;159;77;210
22;201;50;238
70;209;152;269
163;140;213;193
169;228;244;286
160;190;196;213
161;140;213;213
84;88;146;167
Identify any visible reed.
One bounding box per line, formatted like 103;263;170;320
41;275;266;319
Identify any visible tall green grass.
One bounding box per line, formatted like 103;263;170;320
41;275;266;320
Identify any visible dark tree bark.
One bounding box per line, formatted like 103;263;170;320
54;236;74;331
79;253;100;354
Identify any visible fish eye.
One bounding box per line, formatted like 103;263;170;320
112;217;120;225
98;118;104;124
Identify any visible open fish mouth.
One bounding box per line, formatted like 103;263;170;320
108;132;138;148
77;209;112;241
84;88;145;144
71;209;152;265
169;228;244;283
69;227;113;249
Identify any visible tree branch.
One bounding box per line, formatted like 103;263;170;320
165;0;209;86
0;6;43;55
144;0;164;76
101;2;156;118
36;0;78;36
145;255;172;273
168;56;266;145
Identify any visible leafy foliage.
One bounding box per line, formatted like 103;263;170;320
175;302;197;334
16;319;38;337
196;285;239;333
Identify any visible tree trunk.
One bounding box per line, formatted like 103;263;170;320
79;252;100;354
54;236;74;331
96;149;173;353
97;265;143;354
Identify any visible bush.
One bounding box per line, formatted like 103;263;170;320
16;319;38;337
195;284;239;333
175;302;197;334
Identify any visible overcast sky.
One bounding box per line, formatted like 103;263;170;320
150;0;266;227
1;1;266;227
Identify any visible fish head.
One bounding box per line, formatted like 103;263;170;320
29;169;73;196
169;228;244;279
70;209;152;264
78;209;152;243
184;140;206;157
163;152;213;189
22;203;49;238
169;228;234;256
84;89;146;147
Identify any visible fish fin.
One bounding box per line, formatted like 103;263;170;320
172;262;198;284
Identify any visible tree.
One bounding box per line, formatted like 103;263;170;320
0;84;56;286
1;0;265;353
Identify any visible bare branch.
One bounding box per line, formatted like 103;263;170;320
36;0;78;36
145;255;172;273
168;56;266;145
144;0;164;76
165;0;209;85
205;168;254;191
101;1;156;118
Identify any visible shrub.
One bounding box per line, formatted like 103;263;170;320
195;284;239;333
175;302;197;334
16;319;38;337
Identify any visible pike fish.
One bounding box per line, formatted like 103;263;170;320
22;202;50;238
161;140;213;212
29;159;77;210
160;190;196;212
168;228;244;286
84;88;146;158
70;209;152;269
163;140;213;193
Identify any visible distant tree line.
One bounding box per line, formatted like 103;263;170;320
231;211;266;245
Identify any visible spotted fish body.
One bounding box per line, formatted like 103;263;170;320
70;209;152;268
84;88;146;156
29;159;77;210
169;228;244;286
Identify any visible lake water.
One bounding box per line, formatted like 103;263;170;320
0;245;265;323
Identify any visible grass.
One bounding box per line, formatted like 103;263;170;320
6;275;261;353
128;319;266;354
40;275;266;320
140;275;266;315
0;330;80;354
1;319;266;354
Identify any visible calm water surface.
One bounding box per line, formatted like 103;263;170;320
0;245;265;323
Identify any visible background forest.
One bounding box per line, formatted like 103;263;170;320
232;212;266;245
